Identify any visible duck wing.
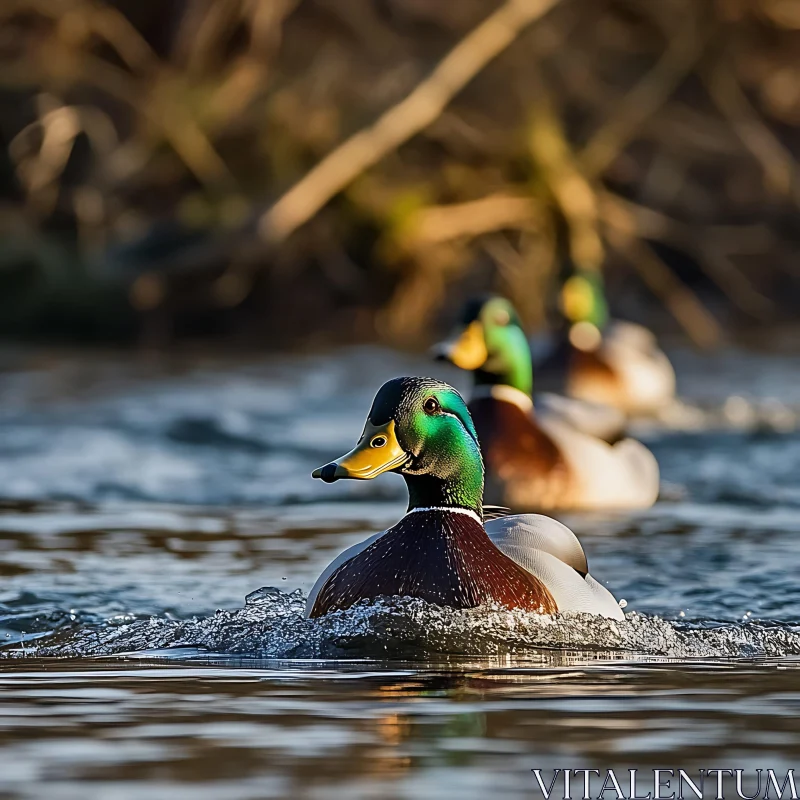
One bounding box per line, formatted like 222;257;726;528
486;514;624;620
537;416;660;510
482;504;511;521
535;391;626;443
485;514;588;574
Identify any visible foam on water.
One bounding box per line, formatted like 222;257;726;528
3;588;800;662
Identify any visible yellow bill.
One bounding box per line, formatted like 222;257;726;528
312;420;408;483
560;275;595;324
432;321;488;371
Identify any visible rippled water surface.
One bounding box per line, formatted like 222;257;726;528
0;344;799;799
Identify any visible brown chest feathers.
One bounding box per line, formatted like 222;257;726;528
468;396;573;510
309;510;556;618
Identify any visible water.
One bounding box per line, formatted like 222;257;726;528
0;344;799;799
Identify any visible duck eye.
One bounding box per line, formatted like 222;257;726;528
370;435;387;448
423;397;440;414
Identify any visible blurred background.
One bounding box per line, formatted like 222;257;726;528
1;0;799;350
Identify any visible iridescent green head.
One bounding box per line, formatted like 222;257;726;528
312;377;484;514
433;296;533;396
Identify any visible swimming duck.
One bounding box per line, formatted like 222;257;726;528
307;376;623;620
552;270;676;415
434;296;660;511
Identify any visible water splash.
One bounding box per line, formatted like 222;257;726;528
4;588;800;661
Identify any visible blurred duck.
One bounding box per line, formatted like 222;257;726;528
308;377;623;620
434;296;659;512
553;270;676;415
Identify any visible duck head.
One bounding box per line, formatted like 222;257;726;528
560;269;608;352
312;377;484;515
433;296;533;396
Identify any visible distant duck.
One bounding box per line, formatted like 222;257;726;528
308;377;623;620
434;296;660;512
547;270;677;415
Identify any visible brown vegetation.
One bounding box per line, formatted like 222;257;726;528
0;0;799;345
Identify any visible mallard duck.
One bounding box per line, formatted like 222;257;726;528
550;270;676;415
307;376;623;620
434;296;659;511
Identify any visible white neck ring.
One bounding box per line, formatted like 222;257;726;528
407;506;483;525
